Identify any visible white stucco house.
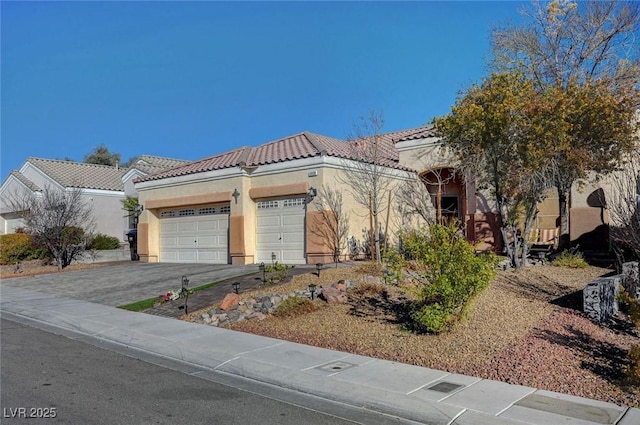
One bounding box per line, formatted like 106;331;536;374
0;155;189;242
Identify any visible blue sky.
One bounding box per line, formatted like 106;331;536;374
1;1;527;182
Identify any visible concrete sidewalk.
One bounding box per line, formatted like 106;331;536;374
1;284;638;425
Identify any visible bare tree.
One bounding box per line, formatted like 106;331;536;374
603;146;640;269
311;185;350;261
395;174;437;228
398;142;459;226
338;111;397;263
9;186;96;269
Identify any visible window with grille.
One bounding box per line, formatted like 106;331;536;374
220;205;231;213
257;200;280;209
178;209;195;216
198;207;217;215
283;198;305;207
160;211;176;218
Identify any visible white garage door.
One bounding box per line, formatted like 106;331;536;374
159;205;229;264
256;197;306;265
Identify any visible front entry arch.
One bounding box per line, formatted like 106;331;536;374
420;167;465;225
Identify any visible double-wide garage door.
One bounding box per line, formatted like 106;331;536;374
256;197;305;264
159;205;229;264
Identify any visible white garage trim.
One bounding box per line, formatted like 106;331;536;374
159;204;229;264
256;197;306;265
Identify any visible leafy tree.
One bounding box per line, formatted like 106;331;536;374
311;185;350;261
9;186;95;269
84;145;121;167
491;0;640;246
543;80;637;246
121;196;142;228
436;72;552;267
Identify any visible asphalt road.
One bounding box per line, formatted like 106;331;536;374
0;319;374;425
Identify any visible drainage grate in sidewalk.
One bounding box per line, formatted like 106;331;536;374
317;361;357;372
426;381;464;394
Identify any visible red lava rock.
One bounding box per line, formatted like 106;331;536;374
319;287;347;304
331;280;347;292
220;293;240;311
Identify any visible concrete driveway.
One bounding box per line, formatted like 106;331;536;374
0;262;260;306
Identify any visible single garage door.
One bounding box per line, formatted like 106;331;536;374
256;197;306;264
159;205;229;264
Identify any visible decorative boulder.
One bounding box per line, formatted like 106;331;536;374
623;262;639;300
220;293;240;311
319;287;347;304
332;280;347;292
583;277;619;323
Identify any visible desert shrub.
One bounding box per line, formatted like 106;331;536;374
393;223;498;333
355;261;383;276
0;233;46;264
618;288;640;326
87;233;121;250
263;262;291;285
349;281;387;298
1;233;32;264
273;296;321;318
625;345;640;386
552;248;588;268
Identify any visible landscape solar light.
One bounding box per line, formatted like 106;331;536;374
180;275;190;315
316;263;322;277
308;283;317;300
259;262;266;283
271;252;276;265
232;282;240;294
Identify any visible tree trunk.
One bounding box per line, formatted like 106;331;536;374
557;188;570;250
369;194;375;261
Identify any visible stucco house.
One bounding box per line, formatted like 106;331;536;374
133;125;614;266
0;155;189;241
133;126;503;265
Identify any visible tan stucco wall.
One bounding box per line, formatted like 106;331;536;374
137;166;323;264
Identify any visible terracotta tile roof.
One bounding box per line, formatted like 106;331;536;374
136;126;435;183
390;125;437;142
9;170;42;192
26;157;125;191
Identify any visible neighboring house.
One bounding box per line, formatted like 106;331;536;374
121;155;191;227
0;156;190;241
133;125;614;265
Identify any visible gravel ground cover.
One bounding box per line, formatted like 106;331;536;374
218;265;640;408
